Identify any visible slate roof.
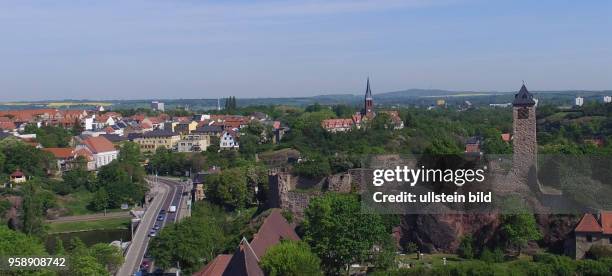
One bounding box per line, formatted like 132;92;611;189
194;125;223;133
0;132;12;140
513;84;536;106
140;130;178;138
100;134;127;143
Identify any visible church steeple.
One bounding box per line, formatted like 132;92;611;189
363;77;374;118
365;77;372;100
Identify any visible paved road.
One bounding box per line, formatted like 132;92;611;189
116;178;171;276
46;211;131;223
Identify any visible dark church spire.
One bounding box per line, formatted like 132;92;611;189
365;77;372;100
513;83;535;106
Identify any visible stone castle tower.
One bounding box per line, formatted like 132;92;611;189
363;78;374;119
512;84;537;183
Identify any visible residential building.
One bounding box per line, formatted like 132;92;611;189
43;147;95;173
321;118;355;132
75;136;118;169
132;130;180;153
574;211;612;259
604;96;612;103
575;96;584;107
220;131;239;149
10;170;26;184
174;121;198;135
177;134;210;152
151;101;165;112
194;209;300;276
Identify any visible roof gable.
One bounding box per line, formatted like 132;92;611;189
575;213;602;233
82;136;116;154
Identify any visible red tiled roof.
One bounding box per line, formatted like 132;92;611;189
602;211;612;234
575;213;602;233
206;209;300;276
250;209;300;258
272;121;281;130
321;118;354;129
140;122;153;129
193;254;232;276
11;170;24;177
0;121;16;130
43;148;75;159
81;136;116;154
74;148;94;161
224;239;264;276
501;133;511;142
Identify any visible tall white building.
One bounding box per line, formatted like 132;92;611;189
575;96;584;107
151;101;165;112
604;96;612;103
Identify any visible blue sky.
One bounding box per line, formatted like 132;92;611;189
0;0;610;101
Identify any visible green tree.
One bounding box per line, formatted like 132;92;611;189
501;213;542;255
0;226;46;255
20;182;45;236
149;204;226;274
206;168;250;210
303;193;388;273
69;255;109;276
54;237;65;255
260;240;323;276
458;235;474;259
89;243;124;274
90;188;109;211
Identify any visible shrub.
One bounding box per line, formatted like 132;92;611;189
457;235;474;259
588;245;612;260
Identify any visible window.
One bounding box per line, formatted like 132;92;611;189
586;234;593;242
609;237;612;244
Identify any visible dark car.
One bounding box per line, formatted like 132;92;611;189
160;209;166;214
157;215;164;221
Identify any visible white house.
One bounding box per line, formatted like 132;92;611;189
220;131;239;149
76;136;118;169
83;117;94;131
604;96;612;103
575;96;584;107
